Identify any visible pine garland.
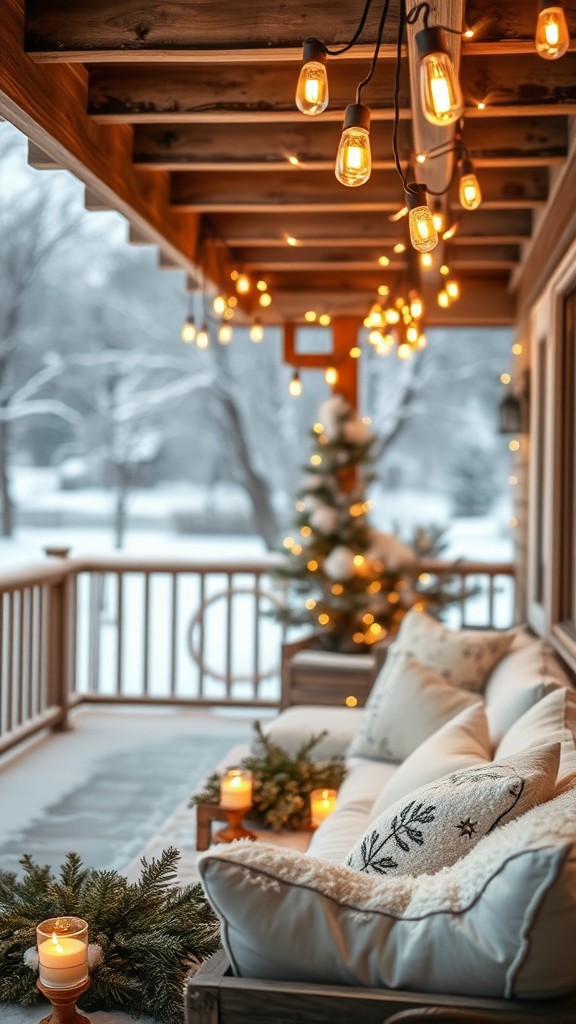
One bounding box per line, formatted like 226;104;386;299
0;849;220;1024
190;722;347;832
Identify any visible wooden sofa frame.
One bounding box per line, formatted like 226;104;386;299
186;950;576;1024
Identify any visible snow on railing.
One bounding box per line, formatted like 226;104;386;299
0;551;515;756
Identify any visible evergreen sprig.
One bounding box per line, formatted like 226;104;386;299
191;721;346;832
0;849;220;1024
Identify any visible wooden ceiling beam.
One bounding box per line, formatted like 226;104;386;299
237;242;520;267
0;0;202;280
87;54;576;124
23;0;576;59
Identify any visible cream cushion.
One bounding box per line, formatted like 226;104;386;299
484;632;571;747
262;704;364;759
369;702;490;819
307;756;397;863
347;653;478;762
496;687;576;791
346;743;559;877
198;784;576;998
392;609;514;692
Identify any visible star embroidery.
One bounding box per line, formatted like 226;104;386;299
455;818;478;839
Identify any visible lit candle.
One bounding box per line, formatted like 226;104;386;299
220;768;253;810
37;917;89;989
310;788;338;827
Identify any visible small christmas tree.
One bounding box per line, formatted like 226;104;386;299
273;395;420;652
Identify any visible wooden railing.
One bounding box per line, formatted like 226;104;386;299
0;552;515;756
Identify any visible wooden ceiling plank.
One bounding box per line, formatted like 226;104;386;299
23;0;576;58
1;0;201;278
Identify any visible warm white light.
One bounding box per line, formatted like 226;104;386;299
446;279;460;300
319;313;331;326
181;317;196;343
420;252;433;269
406;325;419;343
389;206;408;222
213;295;226;316
305;310;317;322
437;289;449;308
196;325;210;348
256;279;268;291
288;155;301;166
250;319;264;342
385;307;400;324
409;295;424;320
409;204;438;253
236;273;251;294
335;105;371;187
459;162;482;210
218;323;233;344
289;371;302;397
442;221;458;241
393;242;406;254
501;372;512;385
378;255;390;266
259;291;272;307
349;346;362;359
431;203;446;235
295;54;329;115
325;366;338;385
378;284;390;297
440;263;450;276
418;42;464;125
416;152;427;164
535;6;570;58
286;235;299;247
477;101;486;110
397;343;412;360
463;27;475;38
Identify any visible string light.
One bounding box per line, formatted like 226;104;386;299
287;154;301;166
235;272;251;294
256;279;268;291
319;313;331;326
415;17;464;126
259;291;272;307
512;342;523;355
378;255;390;266
289;369;303;397
446;279;460;300
250;318;264;342
440;264;450;276
180;315;196;344
459;158;482;210
409;292;424;320
393;242;406;254
349;346;362;358
295;38;329;114
389;206;408;222
213;294;226;316
196;324;210;349
509;439;520;452
420;252;433;269
437;289;449;308
218;322;233;344
325;366;339;385
305;310;317;322
397;342;412;360
442;220;459;240
431;200;446;235
535;3;570;58
286;236;299;247
335;103;372;187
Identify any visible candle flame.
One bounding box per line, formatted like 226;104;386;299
51;932;64;953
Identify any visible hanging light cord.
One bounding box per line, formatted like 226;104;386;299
356;0;392;103
310;0;375;56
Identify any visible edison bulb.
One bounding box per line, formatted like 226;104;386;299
325;366;338;385
335;104;371;187
181;317;196;343
289;372;302;397
213;294;226;316
446;279;460;300
535;5;570;58
406;324;419;343
409;295;424;320
196;325;210;348
397;343;412;360
431;202;446;235
259;291;272;307
218;323;233;344
420;252;433;269
250;319;264;342
437;289;449;308
236;273;251;295
295;40;329;115
405;199;436;253
385;307;400;325
416;27;464;126
459;161;482;210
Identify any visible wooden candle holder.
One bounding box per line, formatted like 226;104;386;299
37;976;91;1024
214;806;256;843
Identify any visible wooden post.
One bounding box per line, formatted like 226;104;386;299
282;316;363;412
44;547;73;731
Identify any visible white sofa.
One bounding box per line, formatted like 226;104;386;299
191;617;576;1024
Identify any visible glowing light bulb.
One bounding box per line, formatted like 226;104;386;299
377;285;390;297
437;289;449;308
431;201;446;235
409;293;424;320
295;39;329;115
368;329;383;345
440;264;450;276
218;322;233;344
289;370;302;397
446;279;460;300
406;324;419;343
304;310;317;322
535;5;570;58
213;294;226;316
389;206;408;222
259;291;272;307
420;252;433;269
319;313;331;326
378;255;390;267
501;372;512;385
416;152;427;164
236;273;251;294
406;184;437;253
250;319;264;342
385;307;400;325
181;316;196;343
286;235;299;247
325;366;338;385
397;343;412;360
335;104;371;187
417;333;427;349
393;242;406;254
442;220;458;240
459;159;482;210
196;324;210;348
416;27;464;126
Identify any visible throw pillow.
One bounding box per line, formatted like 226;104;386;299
496;687;576;792
369;702;491;819
347;653;478;762
345;742;559;877
391;609;514;692
484;632;570;746
197;782;576;998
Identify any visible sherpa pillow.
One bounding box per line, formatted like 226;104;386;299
347;653;478;762
369;701;491;819
391;609;514;692
345;742;559;877
197;782;576;998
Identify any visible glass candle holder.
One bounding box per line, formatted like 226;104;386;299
37;917;89;990
220;768;253;809
310;788;337;827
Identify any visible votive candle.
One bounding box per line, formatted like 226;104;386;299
220;768;253;810
310;788;337;827
37;917;89;990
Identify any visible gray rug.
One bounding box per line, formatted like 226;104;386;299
0;733;241;877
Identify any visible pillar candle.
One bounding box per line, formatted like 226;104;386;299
310;788;337;827
220;768;253;809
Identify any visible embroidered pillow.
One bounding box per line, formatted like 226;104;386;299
391;609;514;692
345;742;559;877
347;653;478;762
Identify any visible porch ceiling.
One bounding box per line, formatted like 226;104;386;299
2;0;576;325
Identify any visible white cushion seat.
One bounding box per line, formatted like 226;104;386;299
262;704;364;759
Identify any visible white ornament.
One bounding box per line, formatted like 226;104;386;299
342;418;374;446
323;545;356;580
88;943;104;968
367;530;416;571
319;394;350;440
310;504;339;535
23;947;39;972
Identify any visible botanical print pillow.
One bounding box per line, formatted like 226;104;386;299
347;653;478;762
391;609;514;692
345;742;560;877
